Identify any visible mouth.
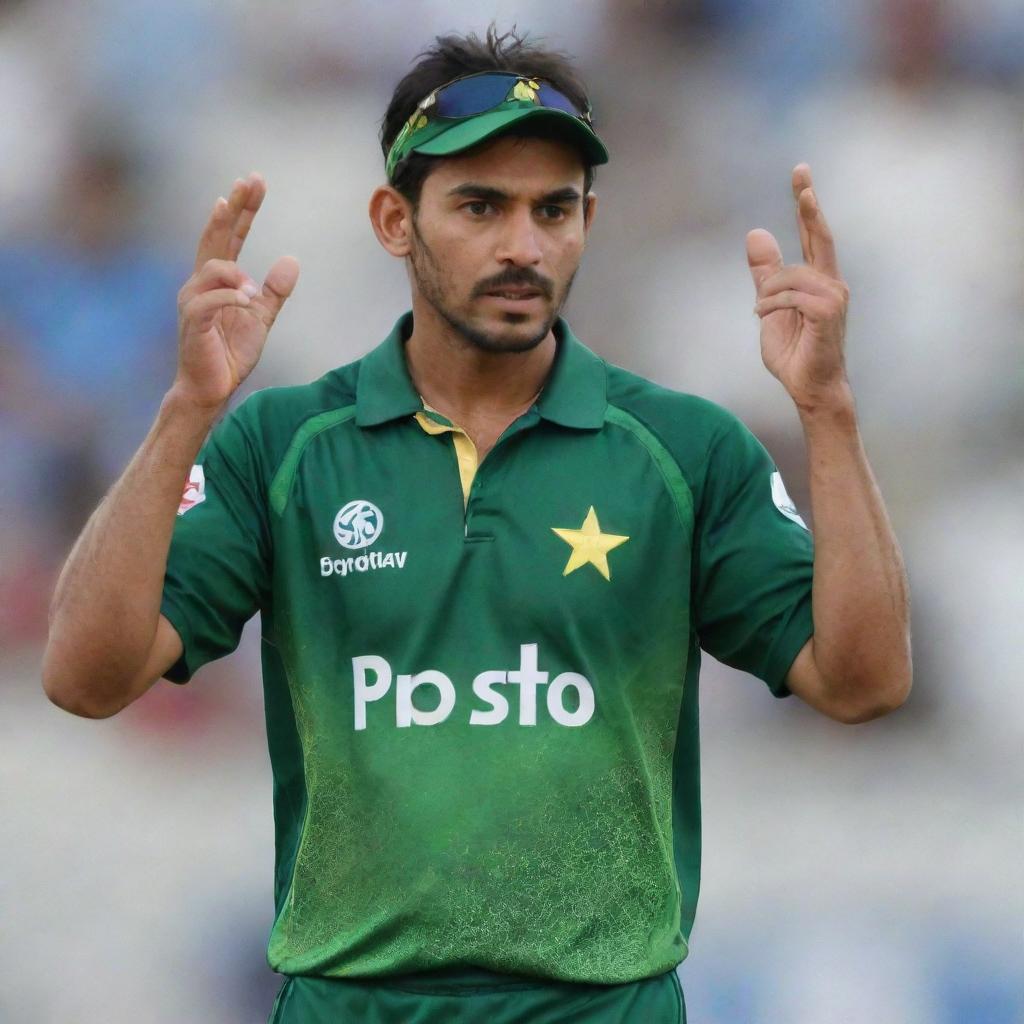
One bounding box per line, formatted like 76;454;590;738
482;288;545;307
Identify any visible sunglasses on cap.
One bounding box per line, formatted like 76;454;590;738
385;71;601;180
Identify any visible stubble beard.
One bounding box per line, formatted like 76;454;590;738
408;218;576;355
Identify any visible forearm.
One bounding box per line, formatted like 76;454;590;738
43;389;220;713
799;385;912;715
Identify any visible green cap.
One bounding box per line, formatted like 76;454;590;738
386;97;609;181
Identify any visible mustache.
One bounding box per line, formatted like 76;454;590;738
472;270;553;299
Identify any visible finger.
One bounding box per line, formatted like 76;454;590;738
194;257;258;291
250;255;300;325
192;174;261;273
193;194;230;274
745;229;785;292
754;290;835;321
797;183;840;280
180;258;259;306
759;265;847;302
791;163;814;264
193;177;248;272
226;173;267;262
182;287;254;332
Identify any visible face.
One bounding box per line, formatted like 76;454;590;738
405;134;594;354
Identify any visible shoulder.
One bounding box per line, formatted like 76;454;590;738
603;360;756;478
603;361;794;538
210;358;362;473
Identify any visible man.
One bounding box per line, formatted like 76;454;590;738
43;26;911;1024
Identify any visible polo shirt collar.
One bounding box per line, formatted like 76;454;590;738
355;310;607;430
535;317;607;430
355;312;421;427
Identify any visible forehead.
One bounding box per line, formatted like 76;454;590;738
422;135;587;200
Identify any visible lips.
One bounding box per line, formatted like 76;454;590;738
484;288;543;300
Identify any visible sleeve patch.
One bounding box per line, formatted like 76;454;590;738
770;471;807;529
177;464;206;516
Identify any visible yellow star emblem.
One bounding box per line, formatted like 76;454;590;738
552;506;629;581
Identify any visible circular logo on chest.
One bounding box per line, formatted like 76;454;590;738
333;500;384;549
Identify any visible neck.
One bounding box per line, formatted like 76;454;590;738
403;296;557;423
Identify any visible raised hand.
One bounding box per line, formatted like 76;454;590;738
746;164;851;412
173;172;300;411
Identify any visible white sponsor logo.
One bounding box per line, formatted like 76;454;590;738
321;552;407;577
333;499;383;549
177;465;206;516
770;471;808;529
321;500;407;577
352;644;596;731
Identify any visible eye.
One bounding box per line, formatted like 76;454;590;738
538;205;567;220
463;200;494;216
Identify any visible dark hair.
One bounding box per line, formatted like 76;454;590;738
380;25;597;207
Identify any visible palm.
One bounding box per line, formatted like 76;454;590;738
201;296;272;393
758;302;803;383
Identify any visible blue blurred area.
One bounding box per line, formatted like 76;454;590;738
0;245;178;394
2;1;1021;1020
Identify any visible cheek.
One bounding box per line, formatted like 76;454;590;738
550;237;584;276
428;224;482;263
439;236;496;295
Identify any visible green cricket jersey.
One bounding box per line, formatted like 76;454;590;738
161;310;814;986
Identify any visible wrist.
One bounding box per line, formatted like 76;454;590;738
163;380;228;418
793;380;857;425
160;385;225;435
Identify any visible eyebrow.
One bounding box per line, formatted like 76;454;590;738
447;183;582;205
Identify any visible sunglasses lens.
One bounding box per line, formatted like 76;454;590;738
434;74;518;118
535;83;583;118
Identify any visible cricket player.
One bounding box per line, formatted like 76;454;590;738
43;26;911;1024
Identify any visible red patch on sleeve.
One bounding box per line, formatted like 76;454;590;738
177;465;206;516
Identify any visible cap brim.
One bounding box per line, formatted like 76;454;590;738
411;106;609;167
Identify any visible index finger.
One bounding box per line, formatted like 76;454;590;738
193;173;267;273
791;163;814;264
793;164;840;279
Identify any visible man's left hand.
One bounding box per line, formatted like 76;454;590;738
746;164;851;413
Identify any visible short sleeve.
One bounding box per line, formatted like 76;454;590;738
160;403;271;683
693;415;815;697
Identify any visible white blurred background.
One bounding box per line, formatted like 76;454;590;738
1;1;1021;1021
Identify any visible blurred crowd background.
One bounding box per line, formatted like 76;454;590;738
2;0;1021;1021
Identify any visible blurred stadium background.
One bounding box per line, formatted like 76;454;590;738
1;0;1021;1021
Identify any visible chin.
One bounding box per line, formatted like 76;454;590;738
452;305;555;354
479;317;552;354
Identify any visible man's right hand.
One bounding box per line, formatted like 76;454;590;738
173;172;300;411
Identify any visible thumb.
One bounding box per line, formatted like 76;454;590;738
745;229;784;294
257;255;300;322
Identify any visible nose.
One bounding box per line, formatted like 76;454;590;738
494;206;542;266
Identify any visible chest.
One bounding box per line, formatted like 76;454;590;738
269;418;694;668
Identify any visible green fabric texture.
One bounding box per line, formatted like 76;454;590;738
269;968;685;1023
160;311;814;988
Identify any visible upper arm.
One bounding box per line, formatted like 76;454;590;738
783;637;835;717
151;613;185;685
693;415;815;695
784;637;897;724
110;615;185;712
160;403;271;684
47;614;185;719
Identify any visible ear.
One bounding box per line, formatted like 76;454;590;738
368;185;414;257
583;191;598;234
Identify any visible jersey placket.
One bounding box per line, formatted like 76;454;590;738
413;406;540;540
